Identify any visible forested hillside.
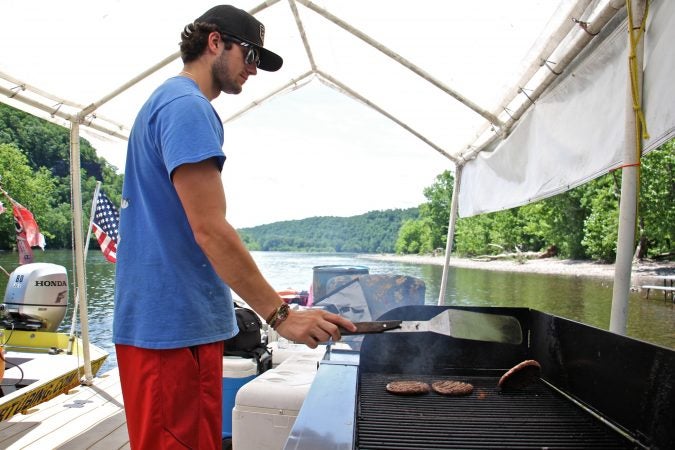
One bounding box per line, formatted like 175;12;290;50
240;209;419;253
0;103;123;250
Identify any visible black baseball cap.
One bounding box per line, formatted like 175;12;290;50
195;5;283;72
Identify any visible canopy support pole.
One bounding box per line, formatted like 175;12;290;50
69;120;93;383
0;86;127;139
610;0;646;335
67;181;100;355
295;0;503;127
222;71;314;125
438;164;462;305
316;70;456;162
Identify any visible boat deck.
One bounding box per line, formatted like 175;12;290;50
0;369;129;449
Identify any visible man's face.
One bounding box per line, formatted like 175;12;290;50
212;40;258;95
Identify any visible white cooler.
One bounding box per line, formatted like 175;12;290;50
267;340;328;367
232;347;329;450
222;356;258;439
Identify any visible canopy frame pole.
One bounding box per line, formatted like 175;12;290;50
438;164;462;305
67;181;100;355
221;71;314;124
69;120;93;383
610;0;647;335
455;0;595;156
295;0;503;127
0;71;126;129
0;86;127;139
79;51;179;117
288;0;317;71
316;70;457;162
460;0;625;162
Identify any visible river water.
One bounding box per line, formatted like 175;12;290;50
1;250;673;373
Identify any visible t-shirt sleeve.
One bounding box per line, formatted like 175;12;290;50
155;94;225;176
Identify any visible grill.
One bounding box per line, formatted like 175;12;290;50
284;306;675;450
359;373;629;449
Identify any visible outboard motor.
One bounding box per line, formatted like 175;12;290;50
2;263;68;332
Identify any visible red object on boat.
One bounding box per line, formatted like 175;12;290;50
277;289;310;306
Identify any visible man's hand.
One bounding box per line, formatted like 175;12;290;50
275;309;357;348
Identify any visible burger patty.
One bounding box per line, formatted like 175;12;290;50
385;380;430;395
498;359;541;390
431;380;474;396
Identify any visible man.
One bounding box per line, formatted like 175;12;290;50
113;5;356;449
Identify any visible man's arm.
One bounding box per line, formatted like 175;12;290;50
172;159;356;347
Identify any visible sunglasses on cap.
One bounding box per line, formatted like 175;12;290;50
221;34;261;67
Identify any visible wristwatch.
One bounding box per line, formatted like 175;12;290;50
267;302;290;329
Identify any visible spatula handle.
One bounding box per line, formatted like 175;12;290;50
339;320;402;335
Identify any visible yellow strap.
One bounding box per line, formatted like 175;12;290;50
625;0;649;241
626;0;650;152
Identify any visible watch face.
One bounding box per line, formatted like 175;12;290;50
279;303;290;319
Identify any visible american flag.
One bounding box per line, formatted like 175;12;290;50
92;190;119;263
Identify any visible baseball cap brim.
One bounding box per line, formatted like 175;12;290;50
195;5;283;72
258;47;283;72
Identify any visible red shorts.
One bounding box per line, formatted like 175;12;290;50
116;342;224;449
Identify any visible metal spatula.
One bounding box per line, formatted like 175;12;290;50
339;309;523;344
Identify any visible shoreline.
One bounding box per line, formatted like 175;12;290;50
358;254;675;287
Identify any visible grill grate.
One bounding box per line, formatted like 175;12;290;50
357;373;633;449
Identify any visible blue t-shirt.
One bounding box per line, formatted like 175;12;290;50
113;76;238;349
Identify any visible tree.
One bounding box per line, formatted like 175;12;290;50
581;175;620;261
521;188;589;259
637;141;674;257
395;218;434;254
0;103;125;251
420;170;455;250
0;143;57;249
454;214;493;256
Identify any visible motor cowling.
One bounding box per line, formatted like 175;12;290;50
2;263;68;332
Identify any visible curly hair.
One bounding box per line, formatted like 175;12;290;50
179;21;233;63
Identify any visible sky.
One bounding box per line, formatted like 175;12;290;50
94;81;452;228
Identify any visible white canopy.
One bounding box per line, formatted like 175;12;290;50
5;1;663;220
2;1;671;222
460;0;674;217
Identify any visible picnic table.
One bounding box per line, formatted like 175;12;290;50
642;275;675;301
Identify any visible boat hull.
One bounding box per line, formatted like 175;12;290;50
0;330;108;421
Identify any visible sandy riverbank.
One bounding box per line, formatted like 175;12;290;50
358;253;675;287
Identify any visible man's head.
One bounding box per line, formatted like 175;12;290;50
180;5;282;72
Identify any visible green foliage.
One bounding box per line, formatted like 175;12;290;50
0;104;100;177
420;170;455;249
241;209;419;253
639;140;674;256
398;140;674;262
0;144;57;249
580;175;620;261
394;170;455;254
454;214;492;256
0;103;124;251
521;188;588;258
395;218;434;254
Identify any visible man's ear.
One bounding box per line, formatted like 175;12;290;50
207;31;221;53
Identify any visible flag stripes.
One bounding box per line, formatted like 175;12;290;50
92;190;119;263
